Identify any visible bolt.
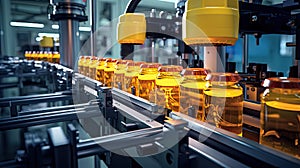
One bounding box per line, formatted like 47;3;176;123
252;15;258;22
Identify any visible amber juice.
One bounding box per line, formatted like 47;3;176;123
114;60;130;90
25;51;32;60
103;59;117;87
260;85;300;158
95;58;107;83
203;73;243;136
204;88;243;135
124;62;144;95
82;56;91;76
47;52;53;63
42;51;48;61
31;51;38;60
52;52;60;64
155;66;182;113
138;63;161;102
37;51;44;61
88;56;98;79
180;68;208;120
78;56;85;74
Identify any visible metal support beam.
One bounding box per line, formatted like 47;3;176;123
48;127;71;168
59;20;80;68
242;34;249;73
204;46;226;73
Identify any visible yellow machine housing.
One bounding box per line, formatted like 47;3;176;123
40;36;54;48
183;0;239;46
117;13;146;45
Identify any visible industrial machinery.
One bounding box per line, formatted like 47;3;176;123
48;0;88;68
1;0;300;167
1;58;300;168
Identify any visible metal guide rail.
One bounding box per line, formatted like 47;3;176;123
1;63;300;167
0;58;73;94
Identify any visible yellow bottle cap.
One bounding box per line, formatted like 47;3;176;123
117;13;146;44
183;0;239;46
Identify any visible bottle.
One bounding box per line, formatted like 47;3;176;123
82;56;91;76
124;61;145;95
31;51;38;61
37;51;42;61
95;58;107;83
155;65;183;114
24;51;32;60
88;56;98;79
138;63;161;102
77;56;85;74
103;58;117;87
52;51;60;64
42;51;48;61
113;60;131;90
47;51;53;63
260;77;300;158
180;68;209;120
37;51;45;61
203;73;243;136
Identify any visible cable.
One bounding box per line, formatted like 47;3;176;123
125;0;141;13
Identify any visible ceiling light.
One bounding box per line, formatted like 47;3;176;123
52;24;59;29
38;33;59;38
52;24;91;32
10;22;44;28
79;27;91;32
36;37;42;42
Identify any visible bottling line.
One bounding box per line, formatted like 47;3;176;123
0;0;300;168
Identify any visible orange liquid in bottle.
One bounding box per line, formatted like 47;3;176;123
88;56;98;79
124;61;145;95
260;78;300;158
95;58;107;83
180;68;209;120
203;73;243;136
114;60;131;90
138;63;161;102
103;58;117;87
155;66;182;114
52;51;60;64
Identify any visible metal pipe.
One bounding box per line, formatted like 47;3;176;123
296;29;300;77
0;109;101;131
90;0;97;57
151;40;155;62
242;34;249;73
49;0;87;68
204;46;225;72
77;127;163;158
59;20;80;68
125;0;141;13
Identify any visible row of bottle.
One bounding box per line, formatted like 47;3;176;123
79;56;300;158
24;51;60;63
78;56;244;136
